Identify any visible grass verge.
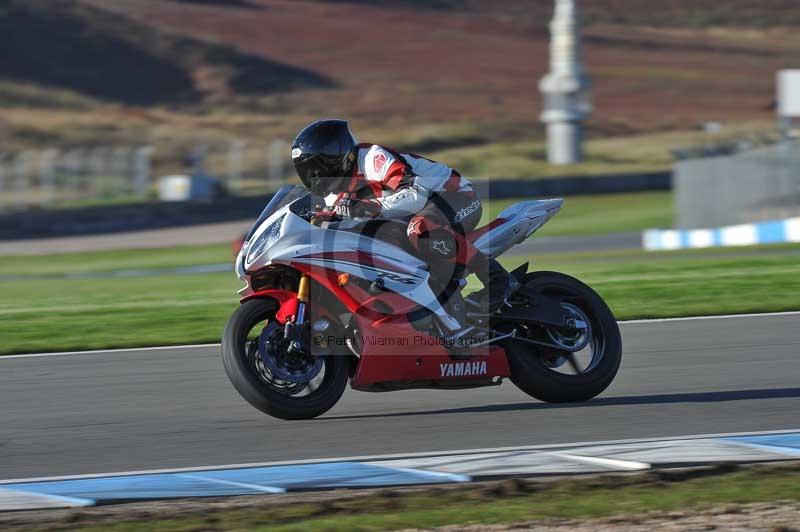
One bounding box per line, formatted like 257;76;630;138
1;242;799;354
11;463;800;532
0;244;234;277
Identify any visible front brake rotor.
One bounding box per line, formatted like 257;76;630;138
258;322;323;383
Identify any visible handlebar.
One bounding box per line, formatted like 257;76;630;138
309;210;342;224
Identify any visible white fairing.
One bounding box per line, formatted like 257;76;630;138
237;193;563;332
473;199;564;259
239;206;462;331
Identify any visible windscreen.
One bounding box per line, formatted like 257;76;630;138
244;186;310;242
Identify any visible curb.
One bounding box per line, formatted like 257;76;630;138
2;430;798;511
643;217;800;251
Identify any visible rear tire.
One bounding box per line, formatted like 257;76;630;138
222;299;349;420
501;271;622;403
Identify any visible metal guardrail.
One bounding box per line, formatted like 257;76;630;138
674;140;800;229
0;137;673;214
0;139;295;213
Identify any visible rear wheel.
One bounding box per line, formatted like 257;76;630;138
498;271;622;403
221;299;349;420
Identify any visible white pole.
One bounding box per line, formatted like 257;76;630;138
540;0;591;165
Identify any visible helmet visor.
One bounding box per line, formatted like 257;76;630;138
293;155;347;196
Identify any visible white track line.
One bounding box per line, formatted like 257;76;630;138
0;343;220;360
2;429;797;485
377;466;471;483
550;452;650;471
175;473;285;494
2;311;798;360
619;310;800;325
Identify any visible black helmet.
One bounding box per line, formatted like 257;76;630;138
291;119;357;196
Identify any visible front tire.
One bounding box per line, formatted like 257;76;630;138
500;271;622;403
222;299;349;420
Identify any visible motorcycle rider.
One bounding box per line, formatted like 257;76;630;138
290;119;517;328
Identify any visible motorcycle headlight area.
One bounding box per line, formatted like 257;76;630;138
247;214;285;264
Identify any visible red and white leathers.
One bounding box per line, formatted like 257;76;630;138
326;144;471;216
327;144;485;275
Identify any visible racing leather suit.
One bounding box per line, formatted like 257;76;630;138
327;144;505;308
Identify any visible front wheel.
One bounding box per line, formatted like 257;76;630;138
498;271;622;403
221;299;349;420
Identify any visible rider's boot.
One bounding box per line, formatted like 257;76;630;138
466;257;519;314
425;268;475;359
441;284;476;359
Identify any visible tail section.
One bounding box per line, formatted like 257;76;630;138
469;199;563;258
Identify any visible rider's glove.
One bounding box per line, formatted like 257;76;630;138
334;196;381;218
333;196;355;218
353;199;381;218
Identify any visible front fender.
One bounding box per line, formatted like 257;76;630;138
241;289;298;325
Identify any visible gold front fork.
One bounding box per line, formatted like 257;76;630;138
295;274;310;325
297;274;310;303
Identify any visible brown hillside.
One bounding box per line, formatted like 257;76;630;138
2;0;798;177
82;0;796;136
0;0;333;106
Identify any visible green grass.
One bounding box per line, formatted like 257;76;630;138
0;244;233;276
27;464;800;532
513;245;800;320
1;242;799;354
0;273;240;353
481;190;673;236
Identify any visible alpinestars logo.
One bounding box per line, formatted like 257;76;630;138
432;240;452;256
382;186;418;206
453;200;481;224
440;361;488;377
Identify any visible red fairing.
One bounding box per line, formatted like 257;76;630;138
241;268;512;389
290;262;421;320
350;316;511;389
242;289;298;325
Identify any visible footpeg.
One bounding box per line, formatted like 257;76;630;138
445;329;515;360
468;329;516;349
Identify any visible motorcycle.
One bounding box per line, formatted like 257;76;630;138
222;185;622;420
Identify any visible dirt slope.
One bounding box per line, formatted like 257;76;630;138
1;0;797;164
80;0;796;135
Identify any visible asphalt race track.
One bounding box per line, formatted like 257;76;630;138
1;313;798;481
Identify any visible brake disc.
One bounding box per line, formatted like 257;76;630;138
258;322;323;383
